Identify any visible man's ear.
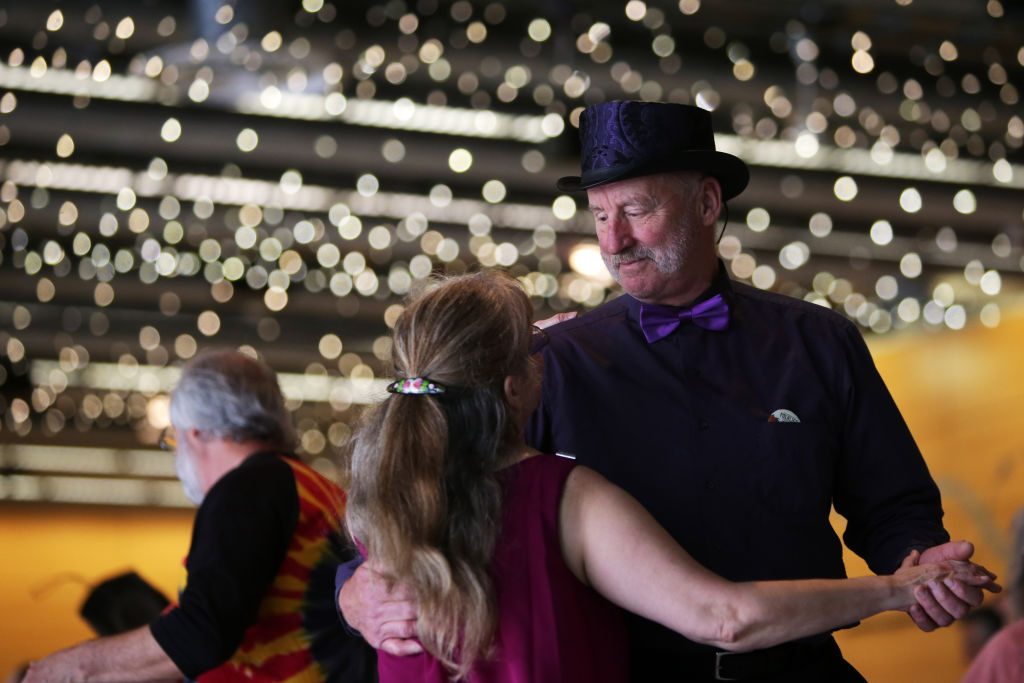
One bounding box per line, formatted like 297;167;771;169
699;176;723;228
183;427;206;453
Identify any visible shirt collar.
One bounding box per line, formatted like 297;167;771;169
625;259;734;323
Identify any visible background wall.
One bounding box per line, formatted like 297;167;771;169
0;506;193;679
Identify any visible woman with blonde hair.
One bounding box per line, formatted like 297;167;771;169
345;270;995;683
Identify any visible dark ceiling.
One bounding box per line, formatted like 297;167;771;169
0;0;1021;503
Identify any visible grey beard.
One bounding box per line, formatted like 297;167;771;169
176;450;205;505
602;233;690;283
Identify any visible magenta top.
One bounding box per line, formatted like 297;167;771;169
377;454;629;683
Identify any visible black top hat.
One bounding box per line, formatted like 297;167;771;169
556;101;749;199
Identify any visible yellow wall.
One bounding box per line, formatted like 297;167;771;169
836;304;1024;682
0;505;193;678
1;305;1021;681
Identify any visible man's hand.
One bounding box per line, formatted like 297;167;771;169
533;311;577;329
339;562;423;656
901;541;1001;631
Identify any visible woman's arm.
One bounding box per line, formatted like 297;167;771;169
558;466;996;652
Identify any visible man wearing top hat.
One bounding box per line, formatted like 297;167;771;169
337;101;986;681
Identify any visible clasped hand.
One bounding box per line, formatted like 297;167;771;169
899;540;1001;631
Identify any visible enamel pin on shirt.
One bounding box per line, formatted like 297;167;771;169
769;409;801;423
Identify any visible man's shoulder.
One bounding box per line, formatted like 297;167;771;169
279;455;346;504
730;278;859;335
230;451;295;481
205;452;297;505
543;294;631;341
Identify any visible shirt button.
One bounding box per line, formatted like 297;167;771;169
705;480;715;491
698;418;710;430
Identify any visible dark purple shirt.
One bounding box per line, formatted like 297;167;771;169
525;262;948;667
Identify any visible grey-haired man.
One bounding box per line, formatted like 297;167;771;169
27;350;374;682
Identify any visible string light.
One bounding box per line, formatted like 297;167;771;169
0;1;1019;508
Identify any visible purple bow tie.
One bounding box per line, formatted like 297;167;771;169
639;294;730;343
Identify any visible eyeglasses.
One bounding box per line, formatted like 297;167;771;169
158;427;177;452
529;324;550;355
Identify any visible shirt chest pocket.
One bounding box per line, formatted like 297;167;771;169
747;422;837;518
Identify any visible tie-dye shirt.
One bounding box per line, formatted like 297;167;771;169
151;451;375;682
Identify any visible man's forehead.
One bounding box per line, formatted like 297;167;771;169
587;171;703;209
587;182;663;210
587;193;651;211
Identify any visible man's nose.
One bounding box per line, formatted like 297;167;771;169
601;215;634;254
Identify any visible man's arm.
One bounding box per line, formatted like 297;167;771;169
834;323;949;571
23;626;181;683
334;557;363;631
831;323;981;630
150;456;298;675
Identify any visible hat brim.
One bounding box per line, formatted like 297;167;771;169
556;150;749;200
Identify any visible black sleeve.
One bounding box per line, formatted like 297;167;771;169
150;454;298;678
832;323;950;575
333;557;365;636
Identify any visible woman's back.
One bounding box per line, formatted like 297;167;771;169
376;455;628;683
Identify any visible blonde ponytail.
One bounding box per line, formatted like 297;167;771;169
346;271;534;678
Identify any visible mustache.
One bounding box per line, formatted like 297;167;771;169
603;245;659;270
